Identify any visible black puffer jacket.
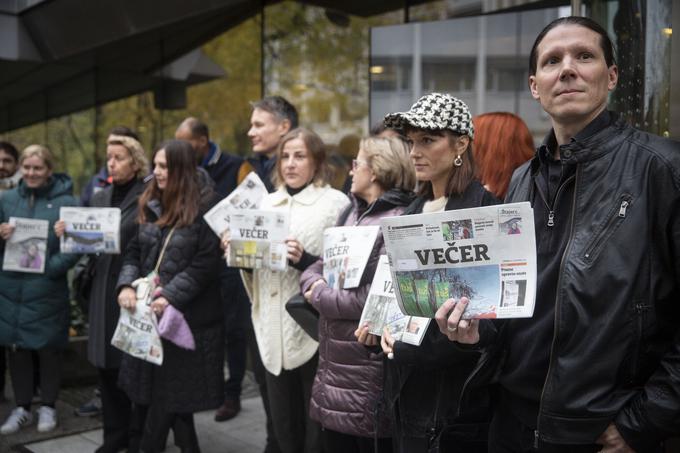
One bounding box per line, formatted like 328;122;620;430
116;174;224;413
464;114;680;451
385;181;499;448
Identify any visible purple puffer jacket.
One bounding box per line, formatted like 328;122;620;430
300;188;413;438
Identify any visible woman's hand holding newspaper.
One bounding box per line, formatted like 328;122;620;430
434;297;480;344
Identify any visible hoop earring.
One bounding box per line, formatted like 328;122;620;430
454;155;463;167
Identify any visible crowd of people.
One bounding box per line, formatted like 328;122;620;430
0;15;679;453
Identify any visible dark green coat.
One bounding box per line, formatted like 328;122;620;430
0;174;79;349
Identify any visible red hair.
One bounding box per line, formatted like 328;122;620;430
472;112;534;199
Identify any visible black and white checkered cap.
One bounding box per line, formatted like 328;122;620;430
383;93;474;139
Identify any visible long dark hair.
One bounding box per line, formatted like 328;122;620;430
137;140;201;228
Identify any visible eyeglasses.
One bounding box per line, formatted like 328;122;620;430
351;159;369;170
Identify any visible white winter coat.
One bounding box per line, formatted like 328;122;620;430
243;184;349;375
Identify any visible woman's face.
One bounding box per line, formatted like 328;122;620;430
153;149;168;191
107;144;137;185
28;244;38;256
350;148;374;199
21;155;52;189
406;130;456;187
280;138;315;190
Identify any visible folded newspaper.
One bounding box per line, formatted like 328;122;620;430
227;209;289;271
111;273;163;365
2;217;49;274
380;202;536;319
359;256;430;346
322;225;380;290
204;172;268;237
60;207;121;254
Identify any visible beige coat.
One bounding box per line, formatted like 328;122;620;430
242;184;349;375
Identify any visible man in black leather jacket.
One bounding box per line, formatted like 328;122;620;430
435;16;680;453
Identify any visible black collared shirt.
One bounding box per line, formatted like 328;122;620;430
499;109;614;427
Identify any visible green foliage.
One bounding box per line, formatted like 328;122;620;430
0;4;405;195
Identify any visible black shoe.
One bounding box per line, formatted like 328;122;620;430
214;398;241;422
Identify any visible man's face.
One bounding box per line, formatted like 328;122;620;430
529;24;618;128
175;125;207;163
248;108;290;156
0;149;17;179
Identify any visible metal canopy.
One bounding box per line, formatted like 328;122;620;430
0;0;402;133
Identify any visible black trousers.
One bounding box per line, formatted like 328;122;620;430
265;353;321;453
221;269;249;401
129;402;200;453
322;428;393;453
247;322;282;453
0;347;5;397
8;347;61;407
394;430;487;453
96;367;132;453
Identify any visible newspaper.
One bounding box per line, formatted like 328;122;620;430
380;202;536;319
359;256;430;346
110;273;163;365
322;225;380;290
227;209;289;271
204;172;268;237
2;217;49;274
59;207;121;254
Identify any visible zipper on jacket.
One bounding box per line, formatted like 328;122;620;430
535;165;580;444
628;303;649;383
534;430;539;449
583;195;632;262
355;199;380;225
533;174;575;228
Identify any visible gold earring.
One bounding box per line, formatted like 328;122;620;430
454;155;463;167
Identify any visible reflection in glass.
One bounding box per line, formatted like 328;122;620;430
370;7;571;142
589;0;672;136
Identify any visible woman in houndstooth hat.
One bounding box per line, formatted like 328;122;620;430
358;93;500;452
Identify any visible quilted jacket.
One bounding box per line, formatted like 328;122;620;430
116;174;224;412
300;188;413;438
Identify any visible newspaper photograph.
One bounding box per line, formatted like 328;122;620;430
380;202;536;319
204;172;268;237
227;209;289;271
322;225;380;290
2;217;49;274
59;207;121;254
110;273;163;365
359;256;430;346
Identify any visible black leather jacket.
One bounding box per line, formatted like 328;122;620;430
463;115;680;451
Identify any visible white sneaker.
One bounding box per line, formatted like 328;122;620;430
0;407;33;435
36;406;58;432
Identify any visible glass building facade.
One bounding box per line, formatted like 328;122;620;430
1;0;676;193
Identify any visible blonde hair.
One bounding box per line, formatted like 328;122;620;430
20;145;55;170
273;128;330;189
360;136;415;192
107;134;149;180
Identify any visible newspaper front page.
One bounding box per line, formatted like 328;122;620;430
227;210;289;271
359;256;430;346
110;273;163;365
204;172;268;237
322;225;380;290
60;207;121;254
2;217;49;274
380;202;536;319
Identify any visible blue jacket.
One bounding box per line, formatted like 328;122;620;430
0;174;79;349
